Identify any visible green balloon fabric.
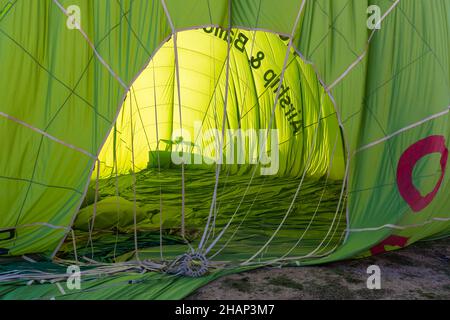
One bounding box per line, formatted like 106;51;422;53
0;0;449;299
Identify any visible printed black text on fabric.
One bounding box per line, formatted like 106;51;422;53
203;27;303;134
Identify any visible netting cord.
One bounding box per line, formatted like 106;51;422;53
201;14;220;246
209;126;340;262
272;132;340;262
203;1;269;254
197;0;233;252
71;229;78;263
204;0;307;256
242;86;325;264
202;1;263;249
328;0;401;90
191;2;237;248
172;31;186;239
262;157;350;264
161;0;195;253
113;123;120;260
208;175;267;259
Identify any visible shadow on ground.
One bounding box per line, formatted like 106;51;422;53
188;237;450;300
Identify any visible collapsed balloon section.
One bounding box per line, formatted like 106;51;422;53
60;28;347;265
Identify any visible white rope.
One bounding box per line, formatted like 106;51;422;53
151;59;164;261
201;23;222;247
173;33;187;238
198;0;234;251
113;122;121;260
201;11;265;250
292;41;353;250
0;222;69;232
290;157;350;262
303;185;348;259
274;132;340;262
242;134;350;265
244;200;349;266
354;105;450;155
46;0;441;270
0;260;161;283
242;95;325;264
52;0;128;89
54;282;66;295
50;34;174;259
207;35;351;259
348;217;450;232
161;0;187;239
0;111;95;159
129;90;142;265
71;229;78;262
21;255;37;263
200;33;253;249
87;158;100;259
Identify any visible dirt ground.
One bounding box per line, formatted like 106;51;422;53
188;237;450;300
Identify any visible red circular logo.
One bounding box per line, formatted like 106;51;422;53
396;135;448;212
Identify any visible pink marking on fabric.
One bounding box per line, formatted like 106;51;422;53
396;135;448;212
370;235;409;255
